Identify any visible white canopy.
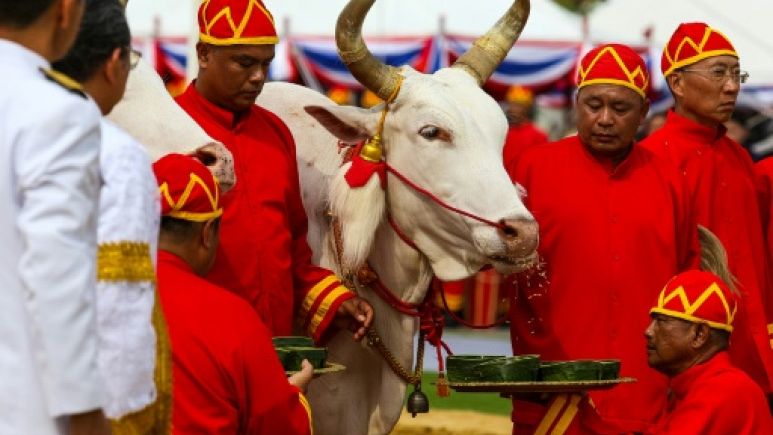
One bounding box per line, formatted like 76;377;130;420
126;0;583;40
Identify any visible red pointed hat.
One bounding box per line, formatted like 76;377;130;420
198;0;278;46
650;270;738;332
154;153;223;222
577;44;649;98
661;22;738;77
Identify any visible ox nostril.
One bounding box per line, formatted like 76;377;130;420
498;218;540;258
499;219;519;239
195;150;218;166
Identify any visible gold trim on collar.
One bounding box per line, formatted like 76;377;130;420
40;68;86;98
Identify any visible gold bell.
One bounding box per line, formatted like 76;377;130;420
406;384;430;417
359;135;383;163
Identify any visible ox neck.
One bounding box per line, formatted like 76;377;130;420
366;220;433;306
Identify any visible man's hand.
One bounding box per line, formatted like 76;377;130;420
288;359;314;393
334;296;374;341
68;409;111;435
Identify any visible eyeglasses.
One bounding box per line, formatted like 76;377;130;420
129;49;142;70
680;67;749;84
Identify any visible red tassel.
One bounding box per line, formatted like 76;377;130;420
436;372;450;397
344;153;386;188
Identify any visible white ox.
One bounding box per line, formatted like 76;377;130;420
111;0;538;434
260;1;537;434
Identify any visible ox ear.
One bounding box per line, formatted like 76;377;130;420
306;105;384;271
305;105;379;143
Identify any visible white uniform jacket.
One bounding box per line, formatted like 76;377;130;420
0;40;103;435
96;120;160;420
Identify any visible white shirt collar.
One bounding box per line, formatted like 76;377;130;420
0;39;49;72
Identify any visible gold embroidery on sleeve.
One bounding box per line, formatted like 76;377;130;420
97;242;156;283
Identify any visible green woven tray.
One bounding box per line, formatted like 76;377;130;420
447;377;637;394
272;336;315;348
286;361;346;376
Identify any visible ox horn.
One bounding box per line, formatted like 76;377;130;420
452;0;530;85
336;0;401;100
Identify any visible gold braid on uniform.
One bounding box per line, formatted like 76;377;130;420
40;68;86;98
98;242;173;434
97;242;156;283
110;291;173;435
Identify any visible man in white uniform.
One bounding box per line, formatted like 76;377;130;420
53;0;169;432
0;0;109;434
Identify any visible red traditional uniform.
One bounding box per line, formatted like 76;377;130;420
641;22;773;392
511;136;699;434
648;271;773;435
177;0;353;340
651;352;773;435
756;157;773;325
159;251;312;435
510;45;700;434
503;123;549;175
154;153;312;435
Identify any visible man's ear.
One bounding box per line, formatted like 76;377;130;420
103;47;124;85
691;322;711;349
57;0;82;33
201;219;219;250
197;42;212;69
667;73;684;99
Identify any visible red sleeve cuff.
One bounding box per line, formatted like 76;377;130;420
308;289;354;343
298;275;355;343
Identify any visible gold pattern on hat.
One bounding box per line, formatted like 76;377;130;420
663;26;738;77
158;172;222;221
652;282;737;331
200;0;275;40
578;46;649;96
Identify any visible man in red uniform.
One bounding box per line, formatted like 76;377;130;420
176;0;373;342
646;270;773;434
155;153;314;434
641;22;773;395
502;85;548;175
510;44;700;434
758;157;773;329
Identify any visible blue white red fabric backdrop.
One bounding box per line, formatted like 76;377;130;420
131;34;773;109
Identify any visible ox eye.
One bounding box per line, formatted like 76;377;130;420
419;125;441;140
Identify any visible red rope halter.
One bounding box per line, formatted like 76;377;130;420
385;164;506;230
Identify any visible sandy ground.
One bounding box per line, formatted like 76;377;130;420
392;410;512;435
